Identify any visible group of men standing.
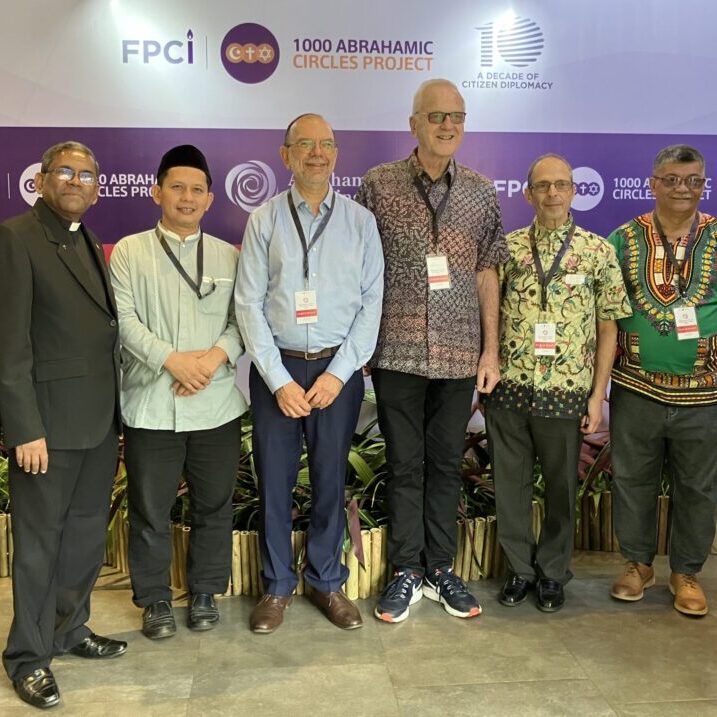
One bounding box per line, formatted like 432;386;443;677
0;78;715;710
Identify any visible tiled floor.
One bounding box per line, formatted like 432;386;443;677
0;552;715;716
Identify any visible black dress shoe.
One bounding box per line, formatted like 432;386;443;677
13;667;60;709
142;600;177;639
537;578;565;612
68;633;127;659
499;573;531;606
188;593;219;631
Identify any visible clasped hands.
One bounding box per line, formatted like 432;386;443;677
164;347;228;397
275;373;343;418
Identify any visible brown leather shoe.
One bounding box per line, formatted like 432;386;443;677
610;561;655;601
308;589;363;629
250;594;292;633
669;573;708;616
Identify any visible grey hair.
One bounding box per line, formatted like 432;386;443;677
527;153;573;185
653;144;705;174
411;79;464;115
40;141;99;174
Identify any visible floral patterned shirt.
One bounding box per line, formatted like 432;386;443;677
355;151;508;379
608;212;717;405
488;217;631;418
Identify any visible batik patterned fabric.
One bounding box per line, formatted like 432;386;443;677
355;151;508;379
608;212;717;405
488;218;631;419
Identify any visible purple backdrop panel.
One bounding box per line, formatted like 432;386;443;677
1;128;714;243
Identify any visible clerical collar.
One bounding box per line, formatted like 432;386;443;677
69;221;81;232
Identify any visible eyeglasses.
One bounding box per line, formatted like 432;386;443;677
415;111;467;125
652;174;706;190
45;166;98;185
529;180;575;193
285;139;337;152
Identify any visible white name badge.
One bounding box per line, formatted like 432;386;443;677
565;274;586;285
674;306;699;340
295;290;318;324
426;254;451;291
534;322;557;356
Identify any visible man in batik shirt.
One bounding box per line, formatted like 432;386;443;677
488;154;630;612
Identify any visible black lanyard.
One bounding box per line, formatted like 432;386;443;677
652;212;700;298
156;227;204;300
529;221;576;312
287;190;336;284
413;169;452;250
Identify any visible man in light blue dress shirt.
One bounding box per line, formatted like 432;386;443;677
235;114;384;633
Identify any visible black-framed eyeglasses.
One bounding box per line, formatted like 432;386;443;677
529;180;575;193
45;166;98;185
415;111;467;125
652;174;706;190
285;139;337;152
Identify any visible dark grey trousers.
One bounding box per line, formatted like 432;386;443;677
487;405;582;584
610;384;717;574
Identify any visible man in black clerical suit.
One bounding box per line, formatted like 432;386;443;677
0;141;127;710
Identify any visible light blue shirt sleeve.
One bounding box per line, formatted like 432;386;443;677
235;204;294;393
326;211;384;384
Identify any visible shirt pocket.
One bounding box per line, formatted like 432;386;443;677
197;277;234;317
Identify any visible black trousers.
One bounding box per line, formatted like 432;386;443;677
372;369;475;573
123;417;241;607
3;427;118;681
487;405;582;584
610;384;717;574
250;358;364;596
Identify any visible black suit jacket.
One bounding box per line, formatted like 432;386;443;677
0;199;122;450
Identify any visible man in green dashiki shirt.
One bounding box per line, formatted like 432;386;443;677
608;145;717;617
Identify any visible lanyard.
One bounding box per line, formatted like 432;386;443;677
529;221;576;312
412;169;452;250
287;190;336;284
155;227;204;300
652;212;700;298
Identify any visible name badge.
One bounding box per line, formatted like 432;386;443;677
534;322;557;356
674;306;699;340
565;274;586;285
295;290;318;324
426;254;451;291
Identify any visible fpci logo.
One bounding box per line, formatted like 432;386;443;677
122;30;194;64
476;15;544;68
221;23;280;84
19;163;42;206
225;161;277;212
571;167;604;212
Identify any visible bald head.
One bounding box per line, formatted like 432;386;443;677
412;79;463;115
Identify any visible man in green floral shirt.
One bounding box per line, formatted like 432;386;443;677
487;154;631;611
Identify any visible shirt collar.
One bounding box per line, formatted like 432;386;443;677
534;214;574;242
290;184;334;214
157;221;201;245
409;149;456;185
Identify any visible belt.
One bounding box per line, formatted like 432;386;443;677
280;346;340;361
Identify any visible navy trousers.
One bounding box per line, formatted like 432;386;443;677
249;357;364;596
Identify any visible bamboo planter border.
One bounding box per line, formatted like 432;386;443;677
0;492;673;591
